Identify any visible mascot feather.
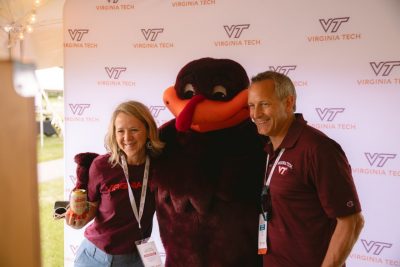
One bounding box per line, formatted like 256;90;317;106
152;57;265;267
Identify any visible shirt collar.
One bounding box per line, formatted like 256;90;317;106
263;113;307;153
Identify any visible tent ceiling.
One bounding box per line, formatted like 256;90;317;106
0;0;64;69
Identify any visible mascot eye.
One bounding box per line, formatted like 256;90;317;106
183;84;196;99
211;85;227;100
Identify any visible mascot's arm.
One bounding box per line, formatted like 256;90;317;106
65;152;99;229
73;152;99;190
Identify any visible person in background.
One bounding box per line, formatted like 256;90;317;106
248;71;364;267
65;100;164;267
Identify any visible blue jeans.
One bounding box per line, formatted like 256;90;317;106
74;238;144;267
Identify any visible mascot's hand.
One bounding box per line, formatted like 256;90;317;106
73;152;99;190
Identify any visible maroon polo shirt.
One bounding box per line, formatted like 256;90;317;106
84;154;156;254
263;114;361;267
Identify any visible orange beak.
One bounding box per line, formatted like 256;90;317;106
163;86;249;132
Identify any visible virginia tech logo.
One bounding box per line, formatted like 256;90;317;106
68;29;89;41
69;104;90;115
319;17;349;33
350;238;396;264
66;104;99;122
149;105;168;126
149;106;166;117
361;239;392;255
171;0;216;7
357;61;400;86
370;61;400;76
364;153;396;167
316;108;345;121
141;28;164;41
105;67;127;79
98;67;135;86
223;24;250;38
269;65;297;76
278;166;288;175
311;108;355;131
215;23;260;47
133;28;173;49
96;0;134;10
308;16;360;42
65;29;97;48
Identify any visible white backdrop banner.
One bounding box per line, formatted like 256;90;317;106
64;0;400;266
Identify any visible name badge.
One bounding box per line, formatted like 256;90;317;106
135;238;163;267
258;213;268;255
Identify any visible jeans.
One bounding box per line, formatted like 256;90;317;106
74;238;145;267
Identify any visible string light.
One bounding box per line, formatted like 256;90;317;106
1;1;45;53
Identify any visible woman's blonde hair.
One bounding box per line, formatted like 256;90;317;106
105;101;164;167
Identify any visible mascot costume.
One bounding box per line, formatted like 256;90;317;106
152;57;265;267
72;57;265;267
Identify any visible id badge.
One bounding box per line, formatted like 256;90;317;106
135;238;163;267
258;213;268;255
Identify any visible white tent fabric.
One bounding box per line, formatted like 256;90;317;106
0;0;64;69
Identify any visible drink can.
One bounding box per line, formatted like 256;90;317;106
70;189;87;215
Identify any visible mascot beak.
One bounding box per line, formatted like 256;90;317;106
175;94;206;132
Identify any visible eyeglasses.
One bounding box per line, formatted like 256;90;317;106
53;201;70;220
260;185;272;221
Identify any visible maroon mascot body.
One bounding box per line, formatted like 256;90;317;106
152;57;265;267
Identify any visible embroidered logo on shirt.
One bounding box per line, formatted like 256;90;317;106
276;161;293;175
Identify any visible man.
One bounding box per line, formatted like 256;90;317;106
248;71;364;267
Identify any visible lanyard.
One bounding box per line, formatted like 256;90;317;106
120;154;150;229
263;148;285;186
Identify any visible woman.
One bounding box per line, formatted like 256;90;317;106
66;100;164;267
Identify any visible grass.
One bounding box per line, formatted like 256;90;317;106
39;177;64;267
38;134;64;266
37;135;64;162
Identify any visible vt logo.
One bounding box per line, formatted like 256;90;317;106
269;65;297;76
319;17;349;33
370;61;400;76
278;166;288;175
364;153;396;167
223;24;250;38
141;28;164;41
107;0;119;3
69;104;90;115
69;175;77;185
68;29;89;41
361;239;392;255
149;106;166;117
70;245;79;256
105;67;127;79
315;108;345;121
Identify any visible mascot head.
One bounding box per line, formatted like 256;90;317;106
163;57;250;132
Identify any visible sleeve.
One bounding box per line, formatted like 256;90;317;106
310;138;362;218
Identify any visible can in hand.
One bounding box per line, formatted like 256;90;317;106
70;189;87;216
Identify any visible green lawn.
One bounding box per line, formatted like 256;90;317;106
37;135;64;162
38;134;64;266
39;177;64;267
